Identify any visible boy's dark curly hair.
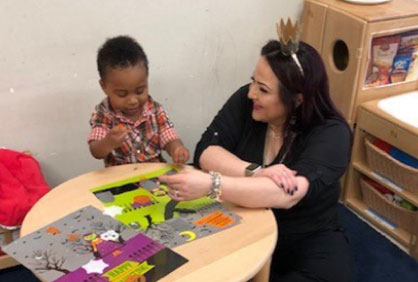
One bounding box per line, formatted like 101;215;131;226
97;35;148;80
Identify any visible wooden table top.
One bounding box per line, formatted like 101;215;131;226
21;163;278;282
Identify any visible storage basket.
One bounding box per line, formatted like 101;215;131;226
0;227;14;255
360;178;416;234
364;138;418;195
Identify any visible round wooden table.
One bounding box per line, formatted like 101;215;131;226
21;163;277;282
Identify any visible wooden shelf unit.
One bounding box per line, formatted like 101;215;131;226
301;0;418;127
0;254;19;270
0;227;19;269
343;99;418;258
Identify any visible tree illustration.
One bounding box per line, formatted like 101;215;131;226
31;250;70;274
90;221;127;243
69;237;95;255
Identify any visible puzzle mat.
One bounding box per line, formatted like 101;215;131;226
2;206;187;282
91;165;242;248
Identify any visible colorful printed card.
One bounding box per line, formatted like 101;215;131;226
90;165;242;248
2;206;187;282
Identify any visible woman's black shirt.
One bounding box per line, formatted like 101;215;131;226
194;85;351;236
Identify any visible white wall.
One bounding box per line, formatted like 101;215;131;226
0;0;303;187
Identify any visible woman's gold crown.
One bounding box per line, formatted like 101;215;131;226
276;18;304;76
276;18;301;55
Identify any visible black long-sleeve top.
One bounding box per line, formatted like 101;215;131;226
194;85;351;235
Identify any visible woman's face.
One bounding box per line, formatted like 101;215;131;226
248;56;287;126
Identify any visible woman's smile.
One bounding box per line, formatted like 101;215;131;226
253;103;263;111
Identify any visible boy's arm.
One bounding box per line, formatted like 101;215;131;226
89;104;128;160
89;138;114;159
165;139;190;164
154;103;189;163
89;126;128;159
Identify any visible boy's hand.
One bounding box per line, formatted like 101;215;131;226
172;145;190;164
105;124;128;149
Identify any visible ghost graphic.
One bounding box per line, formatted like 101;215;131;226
83;230;123;258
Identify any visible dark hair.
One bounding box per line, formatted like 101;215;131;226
261;40;349;136
97;35;148;80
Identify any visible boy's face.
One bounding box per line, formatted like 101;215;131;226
100;63;149;120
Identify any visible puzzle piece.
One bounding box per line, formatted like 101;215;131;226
82;259;109;274
103;206;124;217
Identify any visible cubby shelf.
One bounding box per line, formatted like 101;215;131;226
301;0;418;127
352;161;418;207
344;99;418;259
345;197;411;248
300;0;418;258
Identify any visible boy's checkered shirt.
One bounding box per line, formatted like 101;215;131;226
88;96;179;167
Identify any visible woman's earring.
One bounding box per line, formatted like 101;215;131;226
289;113;297;126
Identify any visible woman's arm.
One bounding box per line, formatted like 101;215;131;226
199;146;251;176
159;167;309;209
220;174;309;208
160;120;351;209
288;120;351;205
194;85;251;174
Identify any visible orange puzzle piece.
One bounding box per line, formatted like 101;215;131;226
134;195;152;204
195;211;234;228
67;233;80;242
46;226;61;235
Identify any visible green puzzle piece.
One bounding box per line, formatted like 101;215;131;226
90;165;215;230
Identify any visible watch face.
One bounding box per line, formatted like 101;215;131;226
247;163;260;171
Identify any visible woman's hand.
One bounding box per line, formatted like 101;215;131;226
159;167;211;201
254;164;298;195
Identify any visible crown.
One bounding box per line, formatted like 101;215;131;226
276;18;301;56
276;18;304;76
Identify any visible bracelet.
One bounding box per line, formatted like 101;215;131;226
208;171;222;201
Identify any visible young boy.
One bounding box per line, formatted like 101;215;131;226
88;36;189;167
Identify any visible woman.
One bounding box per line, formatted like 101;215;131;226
160;40;353;282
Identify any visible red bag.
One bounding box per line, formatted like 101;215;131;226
0;149;50;227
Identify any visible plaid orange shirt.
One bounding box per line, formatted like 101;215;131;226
88;96;179;167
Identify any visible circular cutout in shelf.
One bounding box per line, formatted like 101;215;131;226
333;40;349;71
